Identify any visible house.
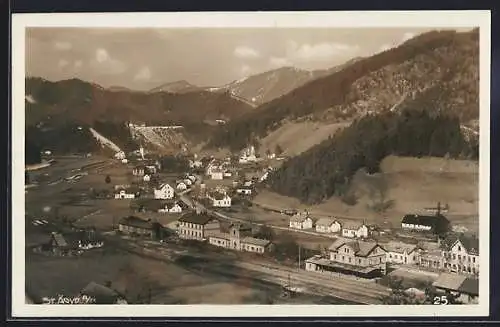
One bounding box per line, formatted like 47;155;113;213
384;241;422;265
210;170;224;180
186;175;196;183
289;211;314;230
305;238;387;278
239;145;257;163
223;171;233;178
183;178;193;186
143;174;151;182
401;212;450;235
145;165;157;175
121;158;128;164
118;216;158;238
243;181;253;187
177;212;221;241
441;234;479;275
236;188;252;196
189;159;203;169
47;230;104;255
154;183;175;199
208;223;272;254
114;188;137;199
158;201;183;214
80;282;128;304
114;151;126;160
341;222;369;238
419;249;445;270
208;192;232;208
432;273;479;304
176;182;187;191
132;165;145;176
315;218;342;234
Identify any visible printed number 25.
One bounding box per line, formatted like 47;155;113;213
433;296;449;305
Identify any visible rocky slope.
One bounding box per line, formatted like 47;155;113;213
208;29;479;152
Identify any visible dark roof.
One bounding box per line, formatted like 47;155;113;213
80;282;125;304
51;230;101;248
442;234;479;255
178;213;217;225
458;278;479;296
118;216;154;230
402;213;450;227
329;238;383;257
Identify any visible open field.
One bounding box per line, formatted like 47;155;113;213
259;121;350;157
253;156;479;234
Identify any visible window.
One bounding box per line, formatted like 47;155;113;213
458;246;461;251
342;256;345;261
348;258;351;263
458;255;461;260
473;257;476;263
334;254;337;260
453;254;456;260
468;257;471;263
358;259;361;264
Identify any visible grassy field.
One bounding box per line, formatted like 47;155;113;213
259;121;349;157
253;156;479;234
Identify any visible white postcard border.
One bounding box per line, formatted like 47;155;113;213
11;10;491;318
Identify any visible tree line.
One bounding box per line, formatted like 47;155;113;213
267;107;478;205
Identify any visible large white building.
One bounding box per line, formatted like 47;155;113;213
442;235;479;276
154;183;175;200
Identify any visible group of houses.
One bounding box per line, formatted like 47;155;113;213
304;232;480;280
33;229;104;256
177;211;273;254
289;211;370;239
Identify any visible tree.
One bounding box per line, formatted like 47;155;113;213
105;175;111;184
275;144;284;156
254;225;275;241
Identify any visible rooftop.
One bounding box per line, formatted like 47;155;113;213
315;218;338;227
241;236;271;247
178;212;217;225
432;273;479;296
328;238;382;257
118;216;154;230
384;241;419;254
402;213;450;226
305;256;381;274
80;282;125;304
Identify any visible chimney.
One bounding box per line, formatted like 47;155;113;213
437;202;441;215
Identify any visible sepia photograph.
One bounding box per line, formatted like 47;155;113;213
11;10;490;317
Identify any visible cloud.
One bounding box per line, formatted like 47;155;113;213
269;56;292;68
239;64;251;76
58;59;69;69
401;32;415;42
54;41;72;51
134;66;152;81
289;41;360;62
233;46;261;59
74;60;83;69
95;48;110;63
92;48;127;75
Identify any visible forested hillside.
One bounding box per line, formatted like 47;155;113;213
208;29;479;152
267;107;479;205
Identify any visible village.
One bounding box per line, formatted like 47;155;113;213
24;143;479;305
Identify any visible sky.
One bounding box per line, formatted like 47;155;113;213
25;27;472;91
